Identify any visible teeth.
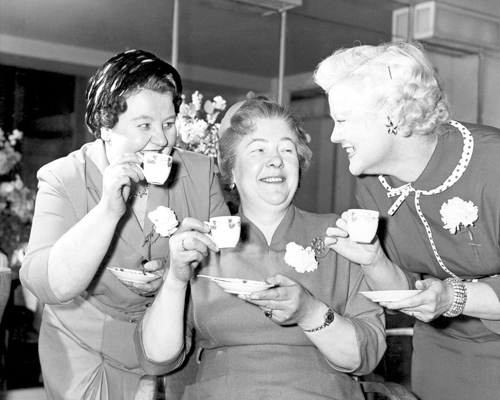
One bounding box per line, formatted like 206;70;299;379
345;147;355;154
262;177;284;182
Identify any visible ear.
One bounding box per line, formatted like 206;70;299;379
100;127;112;142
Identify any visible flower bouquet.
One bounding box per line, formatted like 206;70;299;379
175;91;227;158
0;128;36;259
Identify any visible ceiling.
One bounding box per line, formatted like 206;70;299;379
0;0;411;89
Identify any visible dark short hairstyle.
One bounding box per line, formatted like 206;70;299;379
218;97;312;189
85;49;182;138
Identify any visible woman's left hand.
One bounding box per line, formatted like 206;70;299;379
238;274;323;326
381;278;454;322
120;258;166;296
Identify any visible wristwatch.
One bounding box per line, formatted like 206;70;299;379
303;307;335;333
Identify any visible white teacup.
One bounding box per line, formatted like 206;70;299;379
346;209;380;243
205;216;241;248
142;152;173;185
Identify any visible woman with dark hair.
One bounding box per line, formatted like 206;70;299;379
316;41;500;400
21;49;228;399
135;97;386;399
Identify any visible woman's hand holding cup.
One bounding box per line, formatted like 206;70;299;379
168;218;220;284
324;211;381;267
101;152;145;218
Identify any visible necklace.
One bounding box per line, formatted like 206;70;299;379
129;184;150;201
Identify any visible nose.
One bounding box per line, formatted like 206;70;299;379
267;152;284;169
330;124;343;144
151;124;168;147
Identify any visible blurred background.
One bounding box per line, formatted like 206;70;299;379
0;0;499;396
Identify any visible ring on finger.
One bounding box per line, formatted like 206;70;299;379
263;309;273;319
182;239;188;251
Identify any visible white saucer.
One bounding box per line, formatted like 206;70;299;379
107;267;160;283
197;275;274;295
359;290;422;303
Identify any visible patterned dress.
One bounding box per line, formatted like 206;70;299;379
357;121;500;400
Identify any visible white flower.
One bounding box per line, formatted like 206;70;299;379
284;242;318;273
440;197;478;234
212;96;227;110
191;91;203;111
148;206;179;237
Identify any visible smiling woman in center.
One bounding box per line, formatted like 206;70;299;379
135;97;386;399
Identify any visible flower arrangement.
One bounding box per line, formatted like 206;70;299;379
284;242;318;273
0;128;36;259
175;91;227;158
143;206;179;257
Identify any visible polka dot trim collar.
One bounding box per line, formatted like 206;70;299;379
379;120;473;216
378;120;473;279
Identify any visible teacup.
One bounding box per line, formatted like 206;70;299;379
205;216;241;248
346;209;380;243
142;152;173;185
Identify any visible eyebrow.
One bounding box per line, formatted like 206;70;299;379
246;137;295;147
131;113;176;122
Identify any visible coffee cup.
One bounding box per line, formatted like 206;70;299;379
142;152;173;185
346;209;380;243
205;216;241;248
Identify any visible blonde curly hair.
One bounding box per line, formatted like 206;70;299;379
314;41;451;137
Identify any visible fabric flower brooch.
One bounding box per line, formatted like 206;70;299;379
284;242;318;273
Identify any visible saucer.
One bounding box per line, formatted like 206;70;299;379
107;267;160;283
197;275;274;295
359;290;422;303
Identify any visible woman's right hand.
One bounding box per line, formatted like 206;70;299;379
101;152;145;218
167;218;219;284
324;212;383;267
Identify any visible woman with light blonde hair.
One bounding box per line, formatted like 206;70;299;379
317;41;500;400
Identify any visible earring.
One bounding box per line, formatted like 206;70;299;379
386;117;398;135
229;182;235;190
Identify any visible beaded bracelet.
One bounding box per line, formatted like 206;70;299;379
443;277;467;317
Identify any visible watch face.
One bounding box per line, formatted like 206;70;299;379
325;309;335;324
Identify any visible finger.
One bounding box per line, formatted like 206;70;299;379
326;227;349;238
324;237;338;247
415;278;439;290
384;295;424;310
337;215;348;230
265;273;291;287
142;258;165;272
111;152;143;167
182;232;218;254
176;218;211;235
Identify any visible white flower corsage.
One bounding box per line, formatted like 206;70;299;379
440;197;478;234
284;242;318;273
143;206;179;254
440;196;480;260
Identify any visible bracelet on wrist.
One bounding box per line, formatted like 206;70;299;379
303;307;335;333
443;277;467;318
